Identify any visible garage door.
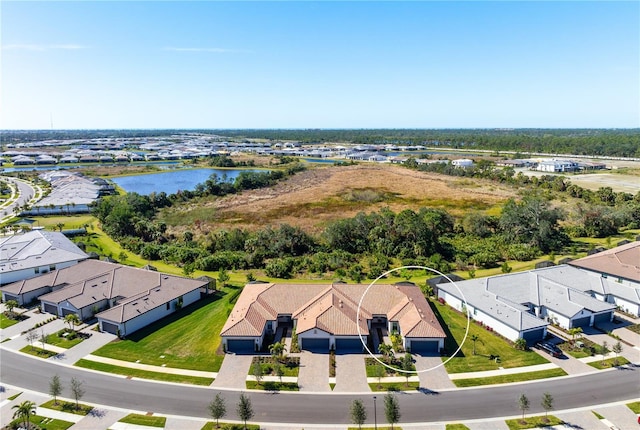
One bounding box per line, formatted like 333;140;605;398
43;303;58;315
101;321;119;335
521;328;545;345
410;340;439;355
336;338;364;353
571;316;591;328
300;338;330;352
593;312;612;324
227;339;255;354
61;308;77;317
4;294;19;303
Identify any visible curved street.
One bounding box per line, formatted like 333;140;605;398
1;348;639;426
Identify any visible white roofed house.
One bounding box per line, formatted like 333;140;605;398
0;230;87;293
28;260;207;336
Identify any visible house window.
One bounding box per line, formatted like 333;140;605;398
34;267;40;274
49;265;56;271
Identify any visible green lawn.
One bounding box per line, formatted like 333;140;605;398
430;299;549;373
46;330;84;349
246;381;299;391
453;368;567;387
20;345;58;358
588;357;630;369
9;415;74;430
368;381;420;391
75;359;214;385
92;289;238;371
201;422;260;430
0;313;19;328
40;399;93;416
119;413;166;428
446;424;470;430
505;415;563;429
251;356;300;377
627;401;640;414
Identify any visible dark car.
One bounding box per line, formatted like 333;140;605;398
535;341;563;358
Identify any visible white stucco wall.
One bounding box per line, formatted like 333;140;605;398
544;309;571;329
612;297;640;317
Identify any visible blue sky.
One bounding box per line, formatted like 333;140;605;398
1;1;638;129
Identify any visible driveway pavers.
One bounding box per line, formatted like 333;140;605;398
333;354;370;392
210;354;253;389
531;347;594;375
414;355;455;390
297;351;330;392
50;328;117;364
466;419;510;430
595;403;640;430
556;409;606;430
163;416;205;430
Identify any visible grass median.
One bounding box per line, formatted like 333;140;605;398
453;368;567;387
75;359;214;385
119;413;166;428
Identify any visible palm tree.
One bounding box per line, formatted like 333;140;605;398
64;314;81;331
567;327;583;346
378;343;394;362
12;400;36;429
268;341;287;363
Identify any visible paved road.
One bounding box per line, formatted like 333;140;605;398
0;176;39;223
1;349;638;426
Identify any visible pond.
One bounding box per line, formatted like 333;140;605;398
110;168;254;195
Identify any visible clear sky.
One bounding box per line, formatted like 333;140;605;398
1;1;638;129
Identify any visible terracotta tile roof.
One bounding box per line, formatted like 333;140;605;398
569;241;640;283
222;282;445;339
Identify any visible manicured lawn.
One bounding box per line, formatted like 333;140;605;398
430;299;549;373
92;289;239;371
0;313;19;328
46;329;85;349
201;422;260;430
9;415;74;430
40;399;93;415
557;340;597;358
251;356;300;377
365;357;415;376
368;381;420;391
246;381;299;391
119;413;166;428
627;401;640;414
75;359;214;385
592;410;605;419
20;345;58;358
588;357;630;369
453;368;567;387
505;415;563;430
446;424;470;430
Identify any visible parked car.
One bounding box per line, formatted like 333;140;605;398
535;341;563;358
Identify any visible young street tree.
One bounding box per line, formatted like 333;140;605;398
384;393;401;429
25;330;38;350
402;353;413;386
372;364;385;389
70;377;85;410
236;392;254;430
599;341;609;365
208;392;226;428
49;374;63;405
251;361;263;386
350;399;367;429
612;341;623;366
12;400;36;430
541;392;554;420
470;334;480;355
518;393;530;422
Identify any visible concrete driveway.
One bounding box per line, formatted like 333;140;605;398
333;354;370;392
414;355;455;390
297;351;330;392
211;354;253;389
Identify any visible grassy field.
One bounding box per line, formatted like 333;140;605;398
505;415;564;430
40;399;93;415
446;424;470;430
75;359;214;385
453;368;567;387
119;413;166;427
91;289;238;371
430;299;549;373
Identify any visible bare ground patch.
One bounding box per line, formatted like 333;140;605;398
162;164;516;235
